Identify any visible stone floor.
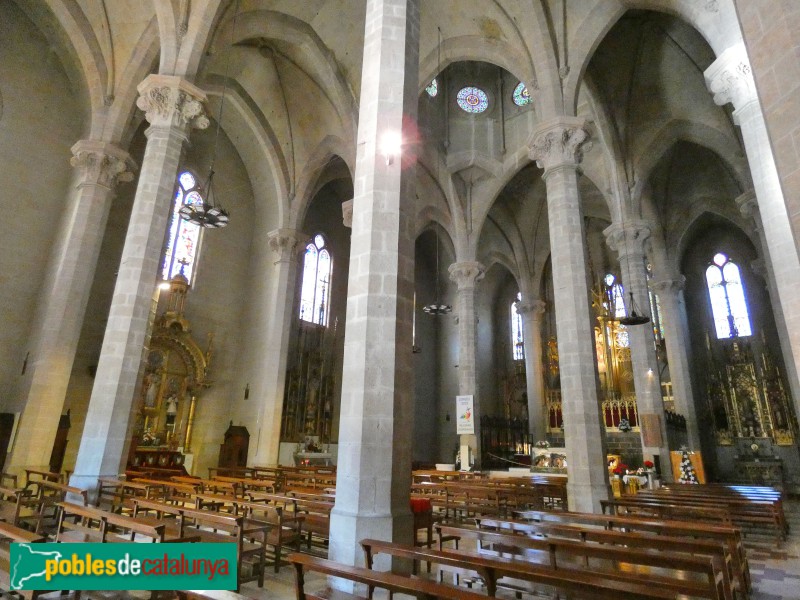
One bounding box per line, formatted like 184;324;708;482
29;499;800;599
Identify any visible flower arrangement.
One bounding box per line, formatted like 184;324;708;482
613;463;628;477
643;460;654;470
535;440;550;449
617;418;632;433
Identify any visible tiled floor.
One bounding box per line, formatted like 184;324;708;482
33;499;800;599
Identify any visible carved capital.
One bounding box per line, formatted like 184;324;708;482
70;140;136;189
650;274;686;295
750;258;768;282
136;75;210;130
267;228;305;264
529;116;591;173
516;299;546;317
603;220;652;261
342;199;353;228
705;44;757;114
448;261;485;291
735;189;759;220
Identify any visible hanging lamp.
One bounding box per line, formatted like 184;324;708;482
179;0;240;229
618;291;650;326
423;229;452;315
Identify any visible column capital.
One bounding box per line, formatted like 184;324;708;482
70;140;136;189
705;44;757;115
136;75;210;130
517;299;546;317
735;189;759;219
529;116;591;174
448;261;485;291
342;199;354;228
750;258;768;282
267;228;306;264
603;220;652;261
650;274;686;295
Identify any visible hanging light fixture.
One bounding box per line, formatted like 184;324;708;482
179;0;240;229
423;228;452;315
618;291;650;326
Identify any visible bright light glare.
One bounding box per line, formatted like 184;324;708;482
158;282;171;290
380;131;402;164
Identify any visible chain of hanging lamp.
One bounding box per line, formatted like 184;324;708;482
179;0;241;229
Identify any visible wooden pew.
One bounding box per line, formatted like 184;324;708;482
19;480;88;534
361;538;678;599
54;502;169;543
0;521;47;600
177;592;251;600
0;485;31;526
24;469;61;487
514;508;750;595
436;524;731;600
476;516;743;598
230;500;304;572
289;552;490;600
96;477;163;513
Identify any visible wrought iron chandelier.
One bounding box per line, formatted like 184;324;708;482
423;228;452;315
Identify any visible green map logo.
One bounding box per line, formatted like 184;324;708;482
11;543;237;591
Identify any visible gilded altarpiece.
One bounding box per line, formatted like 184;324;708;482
706;339;796;446
280;322;338;442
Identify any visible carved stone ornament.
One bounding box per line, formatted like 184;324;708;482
267;228;305;264
735;189;759;220
136;75;210;130
650;274;686;295
529;117;591;173
603;220;652;261
705;44;757;111
70;140;136;188
516;299;546;317
448;261;486;291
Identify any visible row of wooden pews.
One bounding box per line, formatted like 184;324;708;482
601;483;786;546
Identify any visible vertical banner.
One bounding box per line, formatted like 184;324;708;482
456;395;474;434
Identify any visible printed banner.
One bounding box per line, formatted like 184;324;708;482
10;543;237;591
456;395;474;434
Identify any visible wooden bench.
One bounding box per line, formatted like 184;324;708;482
0;521;46;599
514;507;751;594
132;498;269;590
0;485;31;527
96;477;163;513
231;500;304;572
54;502;170;543
361;538;678;599
177;592;252;600
289;552;490;600
24;469;61;487
20;480;88;534
436;523;731;600
477;516;743;597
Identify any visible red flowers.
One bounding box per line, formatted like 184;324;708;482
613;464;629;476
644;460;654;469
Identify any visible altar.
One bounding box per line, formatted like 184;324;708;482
294;452;333;466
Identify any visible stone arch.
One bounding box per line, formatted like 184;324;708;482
674;207;757;273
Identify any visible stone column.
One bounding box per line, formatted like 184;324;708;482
517;299;547;442
449;261;485;469
329;0;419;569
736;191;800;407
604;221;672;479
249;229;305;466
6;141;134;475
650;275;702;451
70;76;208;494
706;44;800;423
530;116;609;512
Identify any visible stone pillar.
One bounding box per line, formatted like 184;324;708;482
448;261;485;469
736;191;800;407
706;44;800;424
530;116;609;512
249;229;305;466
650;275;702;451
6;141;134;475
517;299;547;442
70;76;208;494
604;221;672;479
329;0;419;569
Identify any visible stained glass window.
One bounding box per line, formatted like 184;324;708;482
511;292;524;360
162;171;203;282
456;86;489;113
426;78;438;97
706;253;752;338
512;81;531;106
299;234;333;326
604;274;629;348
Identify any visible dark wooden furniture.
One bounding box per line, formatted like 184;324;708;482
218;422;249;471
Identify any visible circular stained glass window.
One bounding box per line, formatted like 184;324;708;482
512;82;531;106
426;78;438;97
456;86;489;113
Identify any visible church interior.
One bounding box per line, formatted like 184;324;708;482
2;0;800;598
